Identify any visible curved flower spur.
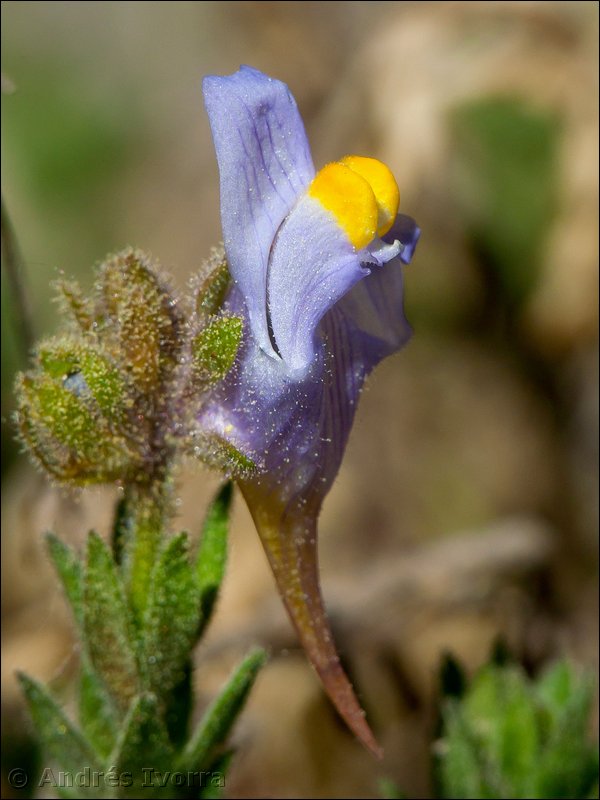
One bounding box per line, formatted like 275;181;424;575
200;66;420;757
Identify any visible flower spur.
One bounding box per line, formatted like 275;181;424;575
200;66;420;757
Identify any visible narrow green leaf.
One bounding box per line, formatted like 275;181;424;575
536;660;579;726
46;532;84;628
437;700;500;799
464;665;539;796
192;316;242;385
141;532;201;699
164;660;193;749
179;648;267;772
534;663;598;799
83;532;139;714
79;659;119;760
195;483;232;631
535;728;599;800
110;692;174;798
18;672;102;790
197;749;233;799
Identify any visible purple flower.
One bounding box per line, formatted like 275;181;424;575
200;66;419;756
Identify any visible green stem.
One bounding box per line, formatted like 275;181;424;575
120;475;172;624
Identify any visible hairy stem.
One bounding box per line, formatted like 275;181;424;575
120;474;173;624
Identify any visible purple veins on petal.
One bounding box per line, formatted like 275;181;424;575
203;66;315;358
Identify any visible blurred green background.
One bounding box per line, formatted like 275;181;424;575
2;2;598;798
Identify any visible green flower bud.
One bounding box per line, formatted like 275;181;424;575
192;316;243;387
37;339;130;426
190;431;256;479
54;278;96;333
98;249;182;394
15;370;135;484
195;256;231;322
15;245;246;487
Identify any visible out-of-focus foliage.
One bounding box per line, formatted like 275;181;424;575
434;659;599;800
1;58;142;476
451;97;560;310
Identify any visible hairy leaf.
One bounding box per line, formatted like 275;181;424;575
46;533;84;627
179;649;266;772
79;659;119;760
83;532;139;714
195;483;232;631
141;532;201;698
18;672;102;798
110;693;174;798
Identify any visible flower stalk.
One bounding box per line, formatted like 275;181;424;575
119;480;172;623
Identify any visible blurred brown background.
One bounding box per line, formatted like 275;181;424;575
2;2;598;798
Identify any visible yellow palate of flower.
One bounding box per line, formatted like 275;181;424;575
340;156;400;238
308;155;400;249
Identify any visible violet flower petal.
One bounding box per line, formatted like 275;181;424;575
267;207;419;375
383;213;422;264
203;66;315;357
338;214;420;370
267;194;367;373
